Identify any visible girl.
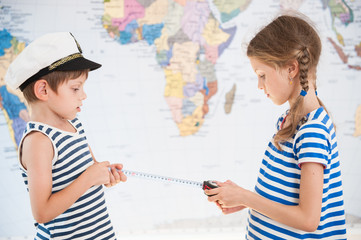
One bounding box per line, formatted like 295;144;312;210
206;13;347;239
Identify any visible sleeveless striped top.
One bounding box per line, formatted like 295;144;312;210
246;107;346;239
19;118;116;240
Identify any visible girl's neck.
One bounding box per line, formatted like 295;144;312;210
300;87;320;115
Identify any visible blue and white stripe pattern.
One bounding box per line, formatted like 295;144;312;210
246;107;346;239
19;118;116;240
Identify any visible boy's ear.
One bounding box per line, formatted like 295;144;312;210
34;79;49;101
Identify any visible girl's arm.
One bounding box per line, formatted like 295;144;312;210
22;132;111;223
207;162;324;232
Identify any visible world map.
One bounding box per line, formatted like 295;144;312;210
102;0;243;136
0;0;360;238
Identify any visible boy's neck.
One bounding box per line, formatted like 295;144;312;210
28;102;76;132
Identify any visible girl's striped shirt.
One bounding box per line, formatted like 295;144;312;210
19;118;116;240
246;107;346;239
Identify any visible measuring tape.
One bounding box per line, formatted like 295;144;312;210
120;169;218;193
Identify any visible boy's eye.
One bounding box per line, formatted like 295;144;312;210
259;75;265;79
73;88;80;91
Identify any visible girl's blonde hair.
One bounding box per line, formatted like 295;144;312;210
247;13;329;150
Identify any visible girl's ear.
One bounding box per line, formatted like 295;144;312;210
288;59;299;79
34;79;49;101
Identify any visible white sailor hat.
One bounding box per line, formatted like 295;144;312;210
5;32;101;91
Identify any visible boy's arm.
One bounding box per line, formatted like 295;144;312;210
22;132;110;223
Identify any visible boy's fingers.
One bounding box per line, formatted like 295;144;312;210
111;164;127;182
109;171;116;186
113;163;123;170
111;168;121;183
99;161;110;167
119;172;127;182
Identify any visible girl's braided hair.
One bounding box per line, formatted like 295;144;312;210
247;13;329;150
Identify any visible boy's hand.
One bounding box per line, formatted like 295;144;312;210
85;161;111;186
105;164;127;187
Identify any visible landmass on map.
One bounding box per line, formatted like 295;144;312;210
0;29;29;148
224;83;236;114
101;0;251;136
323;0;354;46
354;105;361;137
328;37;361;71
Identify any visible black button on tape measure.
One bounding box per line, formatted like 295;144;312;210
202;180;218;196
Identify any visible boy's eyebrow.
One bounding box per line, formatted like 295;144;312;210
68;81;84;87
69;79;85;85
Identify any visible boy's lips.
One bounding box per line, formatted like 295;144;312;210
77;104;83;112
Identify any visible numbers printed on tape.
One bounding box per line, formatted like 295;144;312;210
112;168;218;193
121;169;204;188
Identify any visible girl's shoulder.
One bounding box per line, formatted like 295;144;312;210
294;107;335;151
299;107;334;135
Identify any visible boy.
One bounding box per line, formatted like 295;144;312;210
5;32;127;239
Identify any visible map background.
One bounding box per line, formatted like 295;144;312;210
0;0;361;238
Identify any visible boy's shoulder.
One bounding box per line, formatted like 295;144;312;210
21;129;53;160
22;128;52;148
21;121;54;151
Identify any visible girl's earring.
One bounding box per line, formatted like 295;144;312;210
289;76;293;85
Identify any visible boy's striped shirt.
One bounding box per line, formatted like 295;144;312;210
19;118;116;240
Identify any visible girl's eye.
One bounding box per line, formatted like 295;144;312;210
73;88;79;92
259;75;265;79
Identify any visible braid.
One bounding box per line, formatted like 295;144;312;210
247;14;323;150
274;47;311;149
297;47;310;92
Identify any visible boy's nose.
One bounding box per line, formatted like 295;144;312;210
81;90;87;100
258;79;264;90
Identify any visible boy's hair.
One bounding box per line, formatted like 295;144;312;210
247;13;329;150
23;69;89;103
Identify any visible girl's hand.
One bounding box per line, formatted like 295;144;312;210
206;180;247;208
106;163;127;187
214;199;246;214
221;205;247;215
85;161;111;186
